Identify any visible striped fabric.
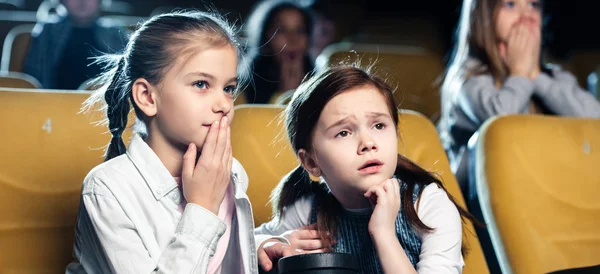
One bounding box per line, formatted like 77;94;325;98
310;180;422;273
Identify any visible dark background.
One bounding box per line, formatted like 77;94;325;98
6;0;600;62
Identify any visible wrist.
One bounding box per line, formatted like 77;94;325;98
260;238;287;250
369;225;396;240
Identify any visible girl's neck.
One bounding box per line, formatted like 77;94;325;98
145;133;186;177
335;191;372;210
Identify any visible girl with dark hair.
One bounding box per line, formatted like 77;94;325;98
242;0;314;104
67;10;281;273
256;65;479;273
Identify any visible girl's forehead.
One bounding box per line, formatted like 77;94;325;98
165;45;238;81
319;88;392;119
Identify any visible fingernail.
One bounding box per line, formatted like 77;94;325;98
213;120;219;127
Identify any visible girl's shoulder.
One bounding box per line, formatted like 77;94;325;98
81;154;137;197
415;183;461;221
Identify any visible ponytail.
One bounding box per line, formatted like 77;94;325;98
271;164;341;249
104;57;130;161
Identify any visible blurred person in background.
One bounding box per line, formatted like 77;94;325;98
437;0;600;194
309;0;336;61
24;0;127;89
242;0;314;104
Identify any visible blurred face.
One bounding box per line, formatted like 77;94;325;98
266;8;309;64
63;0;100;23
311;15;335;57
494;0;542;42
153;45;237;151
305;86;398;208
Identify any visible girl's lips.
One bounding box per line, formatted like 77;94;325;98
358;164;383;174
358;159;384;174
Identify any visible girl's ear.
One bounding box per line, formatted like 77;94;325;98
298;148;321;177
131;78;158;117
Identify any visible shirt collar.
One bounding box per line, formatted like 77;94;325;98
126;134;178;200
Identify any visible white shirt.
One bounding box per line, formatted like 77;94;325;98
255;183;465;274
66;134;260;274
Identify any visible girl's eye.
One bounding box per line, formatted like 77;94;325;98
224;85;237;94
530;1;541;9
373;123;385;130
193;80;208;89
335;130;350;138
503;1;515;8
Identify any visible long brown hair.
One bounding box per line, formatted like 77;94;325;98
271;65;480;253
438;0;550;146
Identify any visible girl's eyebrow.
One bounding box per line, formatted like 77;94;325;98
365;111;391;119
326;112;390;131
326;116;354;132
325;114;356;131
185;72;238;84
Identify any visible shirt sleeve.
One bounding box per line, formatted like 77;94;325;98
415;184;464;274
81;177;226;274
533;69;600;118
459;74;535;125
254;195;313;247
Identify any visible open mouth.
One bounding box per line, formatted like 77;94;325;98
358;159;383;174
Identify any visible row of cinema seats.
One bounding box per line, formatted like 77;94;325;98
0;87;488;274
1;86;600;273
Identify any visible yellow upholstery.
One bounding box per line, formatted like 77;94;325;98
231;105;298;225
0;88;132;273
0;24;33;73
472;115;600;273
316;42;445;121
234;92;248;106
230;105;489;274
235;91;283;105
0;72;40;88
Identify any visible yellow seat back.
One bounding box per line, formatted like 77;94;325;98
0;88;131;273
316;42;444;121
231;105;298;225
472;115;600;273
231;105;489;274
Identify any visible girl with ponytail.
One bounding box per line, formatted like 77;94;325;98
255;65;481;273
67;10;279;274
